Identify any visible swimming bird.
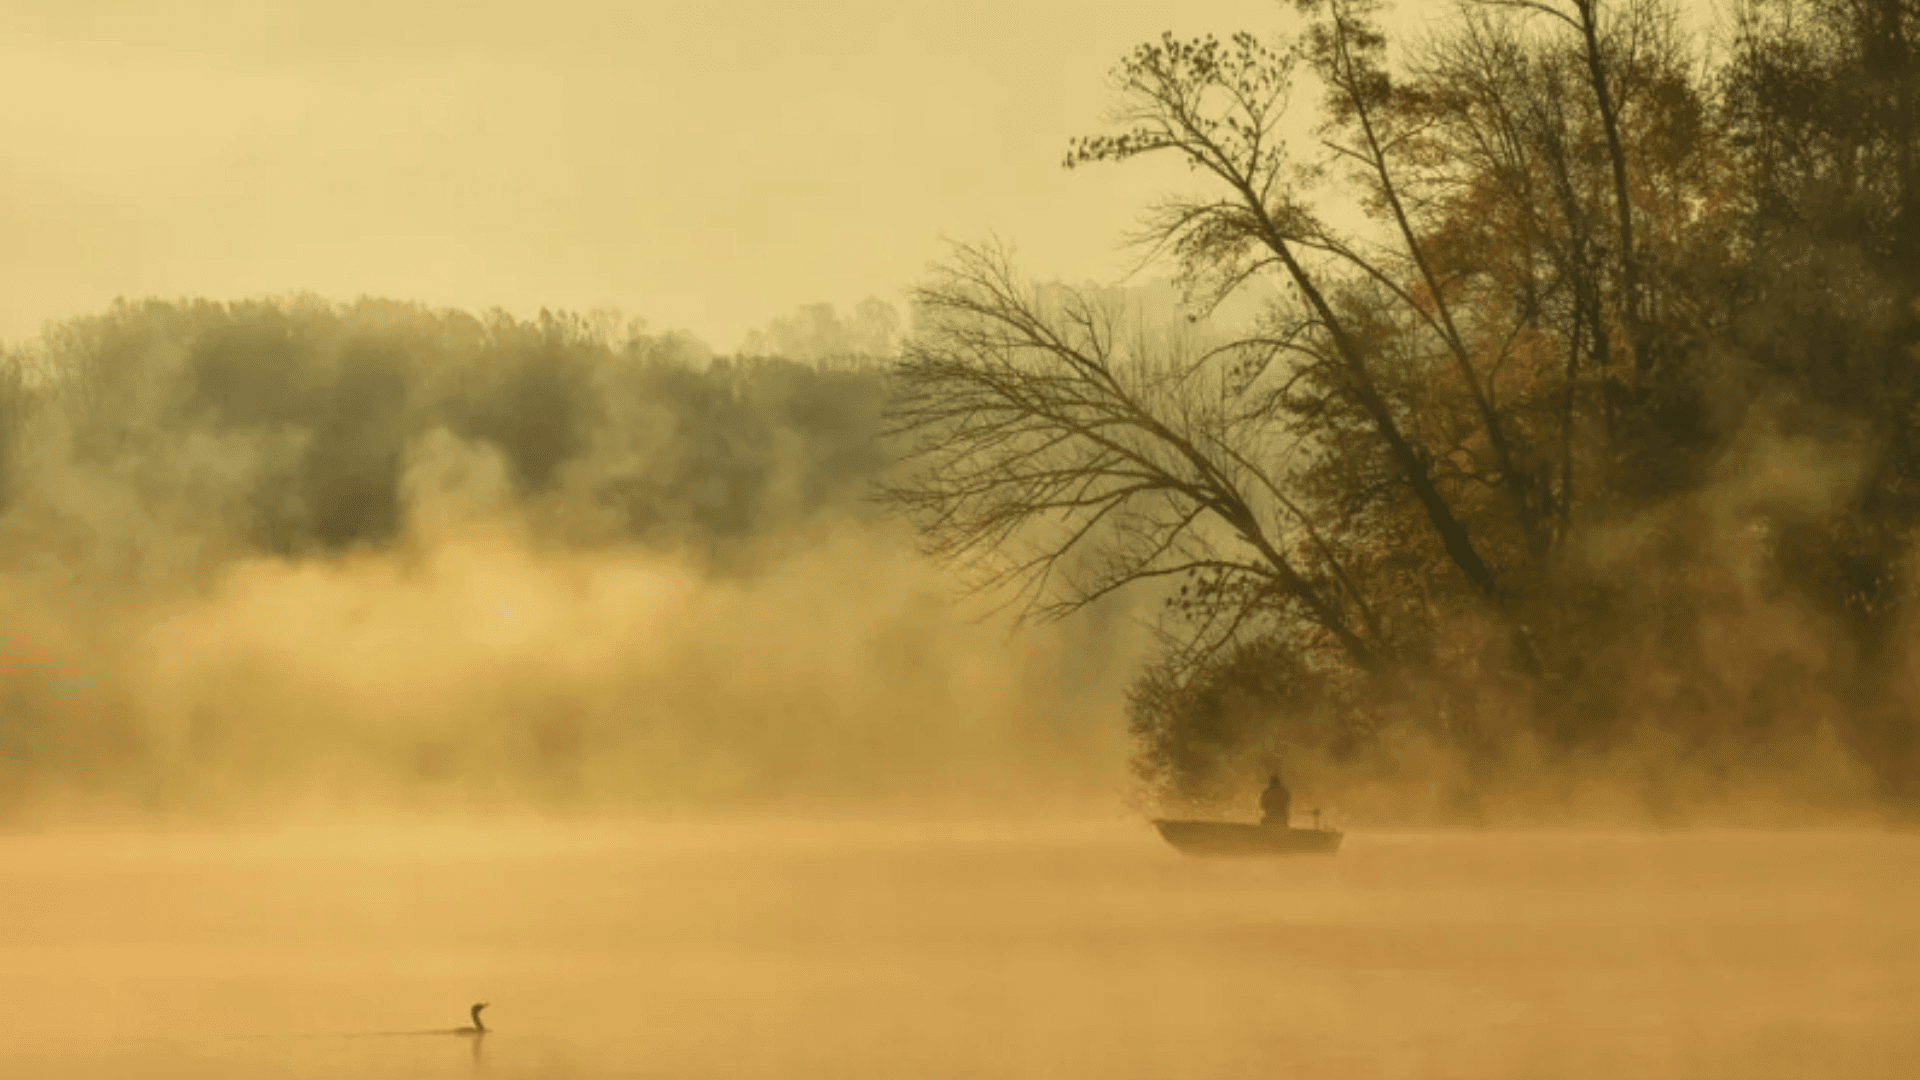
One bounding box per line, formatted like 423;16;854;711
455;1003;489;1035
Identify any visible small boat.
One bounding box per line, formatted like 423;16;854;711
1152;819;1344;856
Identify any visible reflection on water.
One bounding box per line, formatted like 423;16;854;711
0;820;1913;1079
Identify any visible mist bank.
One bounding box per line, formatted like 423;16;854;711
0;290;1906;828
0;523;1139;820
0;296;1140;821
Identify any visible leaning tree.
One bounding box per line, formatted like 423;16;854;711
881;0;1857;804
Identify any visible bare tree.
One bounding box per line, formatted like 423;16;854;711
882;0;1722;721
881;242;1383;675
1058;17;1543;627
883;9;1564;684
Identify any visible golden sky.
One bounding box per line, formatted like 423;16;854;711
0;0;1297;350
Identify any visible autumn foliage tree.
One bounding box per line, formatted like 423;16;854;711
884;0;1918;810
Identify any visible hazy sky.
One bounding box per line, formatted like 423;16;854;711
0;0;1310;351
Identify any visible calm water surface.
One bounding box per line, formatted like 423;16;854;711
0;820;1913;1079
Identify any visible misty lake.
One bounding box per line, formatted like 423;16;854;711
0;820;1913;1079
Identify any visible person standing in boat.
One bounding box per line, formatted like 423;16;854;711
1259;774;1291;827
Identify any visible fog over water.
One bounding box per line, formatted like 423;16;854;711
2;821;1914;1080
0;509;1143;818
4;0;1920;1073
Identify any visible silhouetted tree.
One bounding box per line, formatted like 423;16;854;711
1723;0;1920;794
884;0;1918;808
882;242;1386;678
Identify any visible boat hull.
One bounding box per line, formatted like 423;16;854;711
1152;820;1343;857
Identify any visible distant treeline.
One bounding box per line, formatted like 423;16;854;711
0;296;897;573
0;296;1157;816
